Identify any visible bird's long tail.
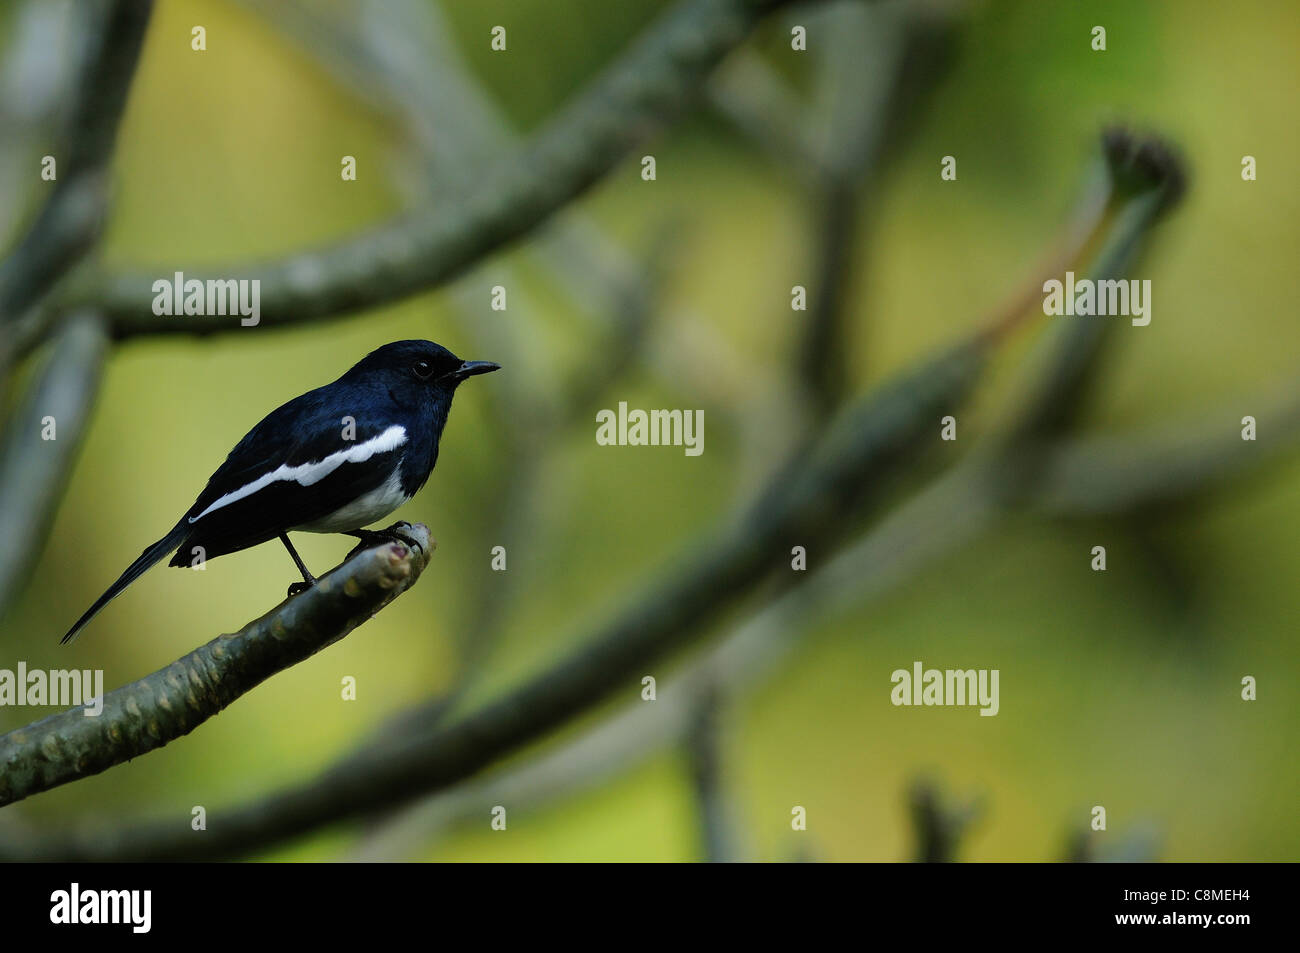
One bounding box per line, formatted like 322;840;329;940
61;523;188;644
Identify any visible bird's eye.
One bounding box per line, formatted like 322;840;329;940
413;360;434;379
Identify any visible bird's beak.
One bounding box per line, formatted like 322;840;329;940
450;360;501;381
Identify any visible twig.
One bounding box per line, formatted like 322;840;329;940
1032;385;1300;516
0;527;434;808
685;683;741;863
796;1;956;417
708;49;825;181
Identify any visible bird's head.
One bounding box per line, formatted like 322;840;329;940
347;340;500;395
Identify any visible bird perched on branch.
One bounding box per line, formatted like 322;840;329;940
62;340;499;644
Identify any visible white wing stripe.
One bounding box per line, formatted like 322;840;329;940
188;425;407;523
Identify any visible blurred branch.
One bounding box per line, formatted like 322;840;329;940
0;0;152;375
0;311;108;615
797;1;957;417
58;0;151;177
0;174;104;336
685;683;742;863
0;1;89;241
0;527;433;808
711;2;959;425
1015;139;1183;444
708;49;823;179
50;0;803;342
1032;384;1300;516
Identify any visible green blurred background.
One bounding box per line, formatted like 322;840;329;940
1;0;1297;861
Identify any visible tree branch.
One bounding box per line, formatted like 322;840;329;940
57;0;796;341
0;526;433;808
795;1;956;417
1032;385;1300;516
0;311;108;615
0;0;152;373
684;683;742;863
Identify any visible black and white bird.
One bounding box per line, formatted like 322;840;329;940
62;340;499;644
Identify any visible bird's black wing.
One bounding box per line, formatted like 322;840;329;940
171;381;406;562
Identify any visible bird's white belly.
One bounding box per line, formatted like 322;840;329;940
294;469;412;533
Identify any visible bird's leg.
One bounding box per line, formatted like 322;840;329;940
279;533;318;597
343;521;424;560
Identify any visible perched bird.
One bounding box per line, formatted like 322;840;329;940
62;340;499;644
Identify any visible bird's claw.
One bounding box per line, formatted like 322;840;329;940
347;522;423;560
287;580;314;597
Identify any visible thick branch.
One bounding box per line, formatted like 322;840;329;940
67;0;791;339
0;527;433;808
